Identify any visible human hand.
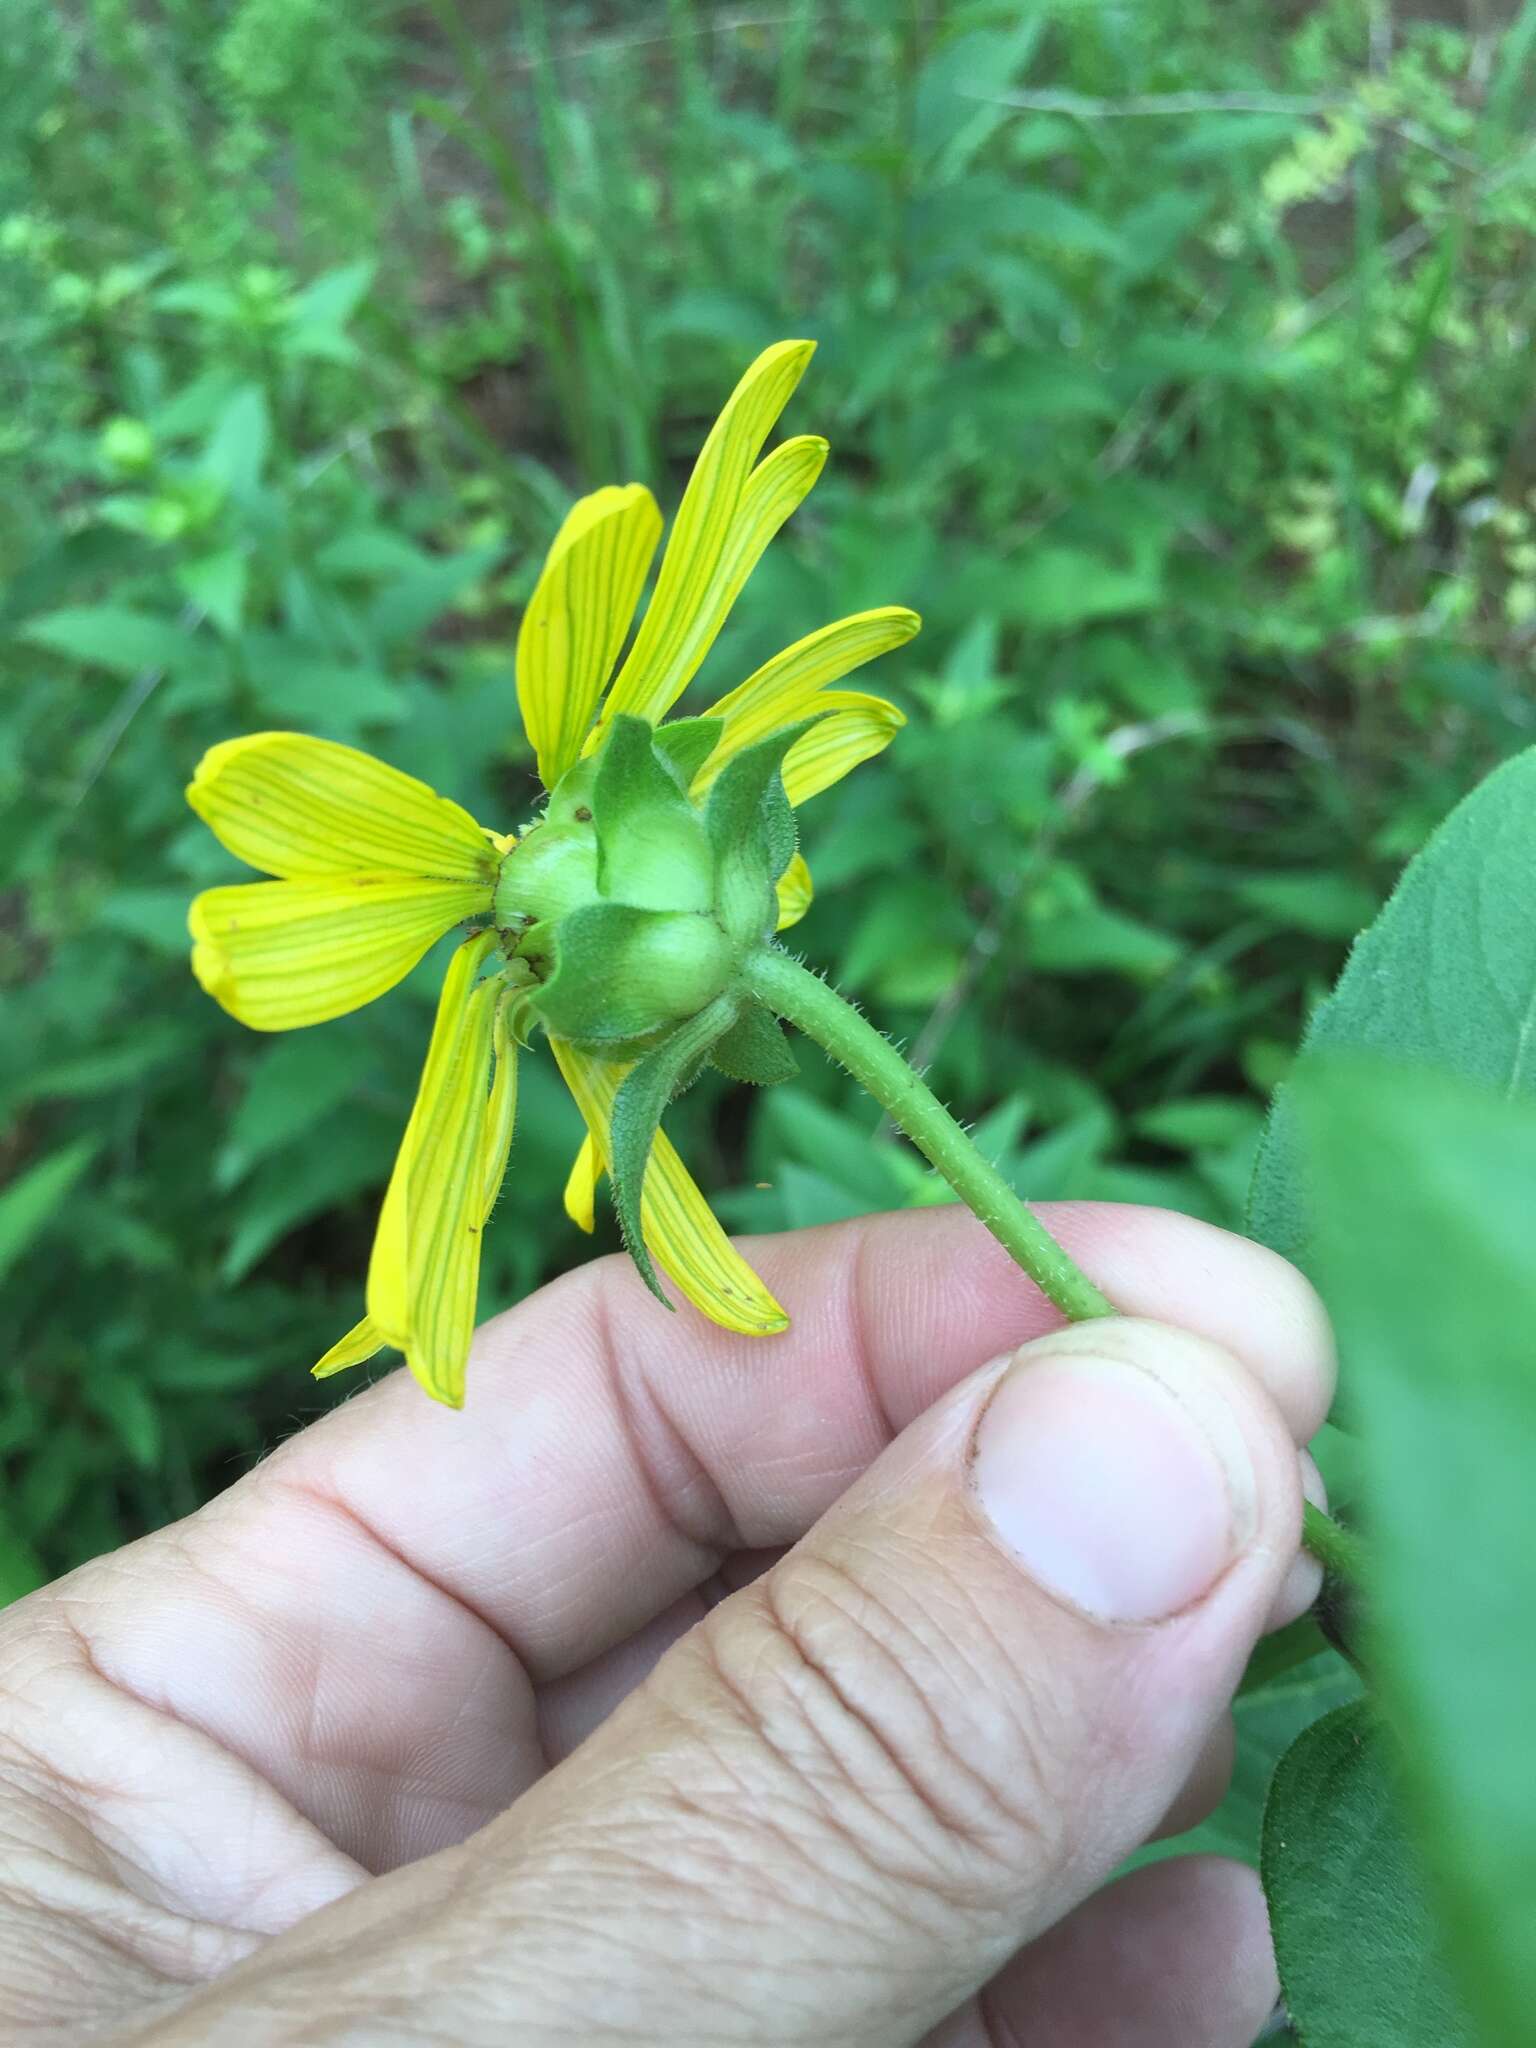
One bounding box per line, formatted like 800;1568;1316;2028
0;1203;1332;2046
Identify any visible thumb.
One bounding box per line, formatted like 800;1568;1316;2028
501;1315;1305;2045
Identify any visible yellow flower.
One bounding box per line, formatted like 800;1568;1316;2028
186;339;918;1405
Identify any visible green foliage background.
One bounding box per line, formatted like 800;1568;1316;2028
3;0;1535;1594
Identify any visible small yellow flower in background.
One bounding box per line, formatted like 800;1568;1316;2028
186;340;919;1406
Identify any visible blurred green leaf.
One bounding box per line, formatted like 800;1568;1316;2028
0;1500;47;1606
219;1105;398;1282
177;548;248;635
241;636;406;726
365;546;501;646
101;888;194;956
0;1138;99;1286
285;258;375;357
1234;871;1377;939
759;1089;911;1209
1009;547;1162;632
217;1033;375;1190
201;384;270;501
1132;1096;1263;1152
8;1027;184;1111
1299;1063;1536;2046
776;1162;879;1228
17;606;191;676
1024;898;1182;980
85;1374;163;1470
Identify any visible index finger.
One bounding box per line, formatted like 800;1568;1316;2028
282;1201;1335;1682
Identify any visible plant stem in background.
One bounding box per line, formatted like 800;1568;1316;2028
742;946;1115;1323
745;946;1363;1577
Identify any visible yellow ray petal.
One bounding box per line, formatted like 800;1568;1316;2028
367;931;502;1407
564;1133;600;1233
480;995;519;1225
596;339;820;730
189;874;493;1031
781;692;907;809
187;732;497;882
694;607;920;791
312;1315;386;1380
549;1038;788;1335
517;483;662;789
774;851;815;931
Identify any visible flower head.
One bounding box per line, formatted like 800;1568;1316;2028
186;340;918;1404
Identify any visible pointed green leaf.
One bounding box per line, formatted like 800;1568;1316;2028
17;605;192;676
704;719;815;867
711;1001;800;1086
653;716;724;788
1250;746;1536;1276
176;547;248;635
706;721;811;945
760;773;797;883
610;994;739;1304
1262;1701;1476;2048
0;1138;99;1286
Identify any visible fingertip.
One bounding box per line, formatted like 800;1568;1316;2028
982;1855;1280;2048
1265;1449;1327;1632
1037;1203;1338;1446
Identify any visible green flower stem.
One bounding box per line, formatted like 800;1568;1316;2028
744;946;1363;1581
1302;1501;1368;1582
742;946;1115;1323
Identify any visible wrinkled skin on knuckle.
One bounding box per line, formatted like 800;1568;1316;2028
643;1533;1077;1949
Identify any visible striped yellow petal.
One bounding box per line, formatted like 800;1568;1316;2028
517;483;662;789
596;339;820;730
775;851;815;931
480;995;518;1224
782;692;907;809
367;931;502;1407
694;607;920;791
189;874;492;1031
187;732;497;882
312;1315;386;1381
549;1037;788;1336
564;1133;600;1233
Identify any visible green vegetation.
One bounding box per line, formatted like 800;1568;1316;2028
4;0;1535;1601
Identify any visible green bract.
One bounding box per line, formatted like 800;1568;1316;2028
494;714;802;1055
490;713;818;1305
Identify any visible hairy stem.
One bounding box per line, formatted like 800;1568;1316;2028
743;945;1363;1579
1302;1501;1368;1582
742;946;1114;1323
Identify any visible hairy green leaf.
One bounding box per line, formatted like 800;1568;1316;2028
609;995;739;1305
653;716;724;787
704;722;810;872
711;1002;800;1086
1263;1701;1475;2048
706;723;807;945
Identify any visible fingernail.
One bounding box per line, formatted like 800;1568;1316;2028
970;1337;1257;1623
